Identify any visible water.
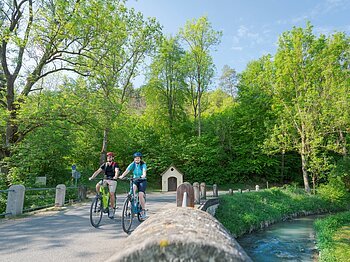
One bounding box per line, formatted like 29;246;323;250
237;216;323;262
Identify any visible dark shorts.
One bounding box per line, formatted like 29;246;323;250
133;179;147;193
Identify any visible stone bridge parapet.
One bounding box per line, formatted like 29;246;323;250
107;207;252;261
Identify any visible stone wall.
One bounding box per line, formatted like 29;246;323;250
107;207;252;262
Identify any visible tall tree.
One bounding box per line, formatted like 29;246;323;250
268;23;350;192
219;65;238;99
179;16;221;136
79;2;162;163
0;0;96;158
144;36;187;134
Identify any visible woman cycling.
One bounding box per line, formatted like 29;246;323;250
119;152;147;219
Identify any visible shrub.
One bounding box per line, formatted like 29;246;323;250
317;177;349;203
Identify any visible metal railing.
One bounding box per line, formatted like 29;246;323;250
0;189;15;217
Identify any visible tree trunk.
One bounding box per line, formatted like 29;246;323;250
339;130;347;156
100;128;108;165
280;150;285;184
301;130;311;193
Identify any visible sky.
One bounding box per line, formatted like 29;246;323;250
126;0;350;88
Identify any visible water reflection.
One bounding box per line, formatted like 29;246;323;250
237;216;324;261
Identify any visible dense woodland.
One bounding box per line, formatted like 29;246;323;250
1;0;349;194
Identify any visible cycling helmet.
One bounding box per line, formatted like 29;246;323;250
133;152;143;158
106;152;114;157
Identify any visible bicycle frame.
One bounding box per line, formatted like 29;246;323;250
90;178;117;228
128;179;142;215
100;183;110;211
121;177;146;233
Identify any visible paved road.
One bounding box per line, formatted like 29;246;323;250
0;191;177;262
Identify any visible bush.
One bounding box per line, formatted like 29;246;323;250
317;177;349;203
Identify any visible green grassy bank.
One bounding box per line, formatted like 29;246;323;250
215;187;350;238
314;211;350;262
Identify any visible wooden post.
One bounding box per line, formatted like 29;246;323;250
200;182;206;200
193;182;200;204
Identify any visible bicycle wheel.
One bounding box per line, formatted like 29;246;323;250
90;196;103;228
122;196;133;233
137;202;143;222
137;194;146;222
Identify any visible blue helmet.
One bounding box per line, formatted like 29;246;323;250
133;152;143;158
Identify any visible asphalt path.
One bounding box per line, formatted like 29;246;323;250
0;191;177;262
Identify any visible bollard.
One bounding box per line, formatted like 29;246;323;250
238;189;242;194
5;185;25;218
55;184;66;207
228;188;233;195
255;185;260;192
176;182;194;207
213;184;218;197
200;182;206;200
266;181;269;189
193;182;200;204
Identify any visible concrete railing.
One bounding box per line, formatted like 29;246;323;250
1;184;87;218
107;207;252;262
107;182;252;261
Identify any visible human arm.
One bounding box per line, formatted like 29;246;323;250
141;163;147;179
113;166;119;180
89;167;103;180
118;169;130;179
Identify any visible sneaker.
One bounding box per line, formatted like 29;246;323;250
108;208;115;219
140;210;147;220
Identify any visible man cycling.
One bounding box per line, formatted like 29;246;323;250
89;152;119;218
119;152;147;219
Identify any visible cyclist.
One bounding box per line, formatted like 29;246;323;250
89;152;119;218
119;152;147;219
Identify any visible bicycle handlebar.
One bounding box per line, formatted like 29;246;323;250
89;177;118;181
119;177;147;182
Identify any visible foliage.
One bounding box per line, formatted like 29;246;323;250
317;177;349;203
314;211;350;262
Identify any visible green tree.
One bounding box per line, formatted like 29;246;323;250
144;36;188;134
179;16;222;136
267;23;350;192
219;65;238;99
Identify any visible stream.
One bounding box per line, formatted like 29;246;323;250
237;215;324;261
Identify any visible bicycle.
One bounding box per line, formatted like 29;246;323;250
90;178;117;228
121;177;146;233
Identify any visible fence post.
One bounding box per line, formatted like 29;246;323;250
213;184;218;197
176;182;194;207
55;184;66;207
200;182;206;200
5;185;25;218
193;182;200;204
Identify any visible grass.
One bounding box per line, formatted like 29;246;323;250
215;187;350;238
314;211;350;262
